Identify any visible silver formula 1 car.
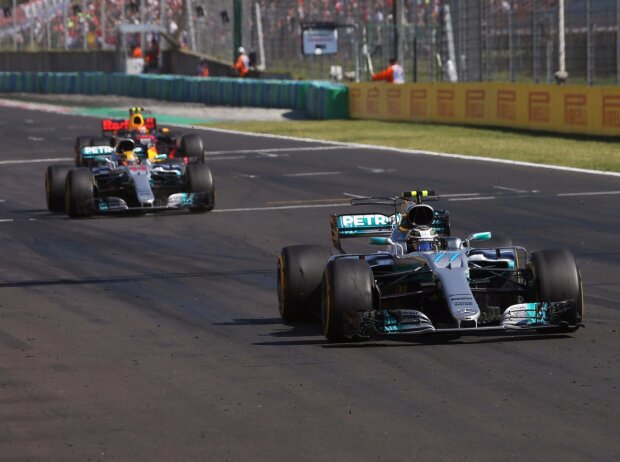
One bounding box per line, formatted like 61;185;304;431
277;190;583;342
45;140;215;217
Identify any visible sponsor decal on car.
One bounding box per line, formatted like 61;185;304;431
338;214;395;228
82;146;114;156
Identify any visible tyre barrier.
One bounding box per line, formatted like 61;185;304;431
0;71;350;120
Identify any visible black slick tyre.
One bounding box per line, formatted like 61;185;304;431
178;134;205;163
74;136;93;167
45;164;71;212
185;163;215;212
65;168;95;218
530;249;584;324
278;245;333;322
322;259;374;342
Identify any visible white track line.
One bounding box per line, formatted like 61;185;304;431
448;196;497;202
208;146;353;156
213;203;350;213
284;171;342;177
3;97;619;178
493;186;528;193
183;125;620;179
0;157;72;165
557;191;620;197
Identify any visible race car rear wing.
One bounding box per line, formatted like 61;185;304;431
80;145;116;167
330;210;451;253
330;213;397;253
101;117;157;135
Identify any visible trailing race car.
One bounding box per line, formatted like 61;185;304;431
277;190;583;342
45;138;215;217
74;107;206;165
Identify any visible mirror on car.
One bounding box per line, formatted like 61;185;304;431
369;237;393;245
467;232;492;242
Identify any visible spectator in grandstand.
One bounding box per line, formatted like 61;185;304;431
233;46;250;77
372;58;405;84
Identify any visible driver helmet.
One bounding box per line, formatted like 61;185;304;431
116;138;135;154
408;226;438;252
403;204;437;252
119;150;139;166
128;113;147;133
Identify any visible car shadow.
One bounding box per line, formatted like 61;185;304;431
246;316;576;348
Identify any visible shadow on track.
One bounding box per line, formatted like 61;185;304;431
247;318;576;348
0;269;276;288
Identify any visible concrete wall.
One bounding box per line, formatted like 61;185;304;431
0;51;117;73
0;49;290;79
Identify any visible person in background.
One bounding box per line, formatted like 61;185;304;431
233;46;250;77
197;59;210;77
372;57;405;84
144;38;159;72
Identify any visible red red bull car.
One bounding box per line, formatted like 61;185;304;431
74;107;206;167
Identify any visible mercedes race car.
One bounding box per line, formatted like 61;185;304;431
277;190;584;342
74;107;206;165
45;139;215;217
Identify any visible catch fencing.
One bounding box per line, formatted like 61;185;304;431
1;0;620;85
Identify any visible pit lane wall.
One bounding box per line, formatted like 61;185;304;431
349;82;620;137
0;72;349;120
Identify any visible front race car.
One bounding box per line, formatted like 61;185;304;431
277;190;584;342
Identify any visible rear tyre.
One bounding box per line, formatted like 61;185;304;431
277;245;333;322
178;134;206;163
45;164;71;212
322;259;374;342
530;249;584;324
65;168;95;218
74;136;93;167
186;163;215;212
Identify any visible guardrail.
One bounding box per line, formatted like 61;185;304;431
0;71;349;120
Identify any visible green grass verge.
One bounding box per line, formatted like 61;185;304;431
208;120;620;173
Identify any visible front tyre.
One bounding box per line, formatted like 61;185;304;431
186;163;215;212
322;259;374;342
278;245;333;322
65;168;95;218
530;249;584;324
45;164;71;212
178;134;206;163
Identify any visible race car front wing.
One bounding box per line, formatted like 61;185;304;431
345;300;582;339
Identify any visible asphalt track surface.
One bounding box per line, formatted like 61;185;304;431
1;107;619;462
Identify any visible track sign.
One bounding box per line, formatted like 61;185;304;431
302;22;338;55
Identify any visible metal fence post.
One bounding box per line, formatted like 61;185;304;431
233;0;241;60
63;0;68;50
617;0;620;84
557;0;566;81
587;0;593;85
82;0;87;50
533;2;540;83
429;0;434;82
508;0;514;82
160;0;167;33
187;0;196;51
101;0;106;49
47;17;52;49
12;0;16;50
458;0;466;81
